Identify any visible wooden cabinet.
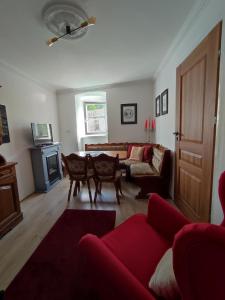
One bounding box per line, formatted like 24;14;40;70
0;163;23;237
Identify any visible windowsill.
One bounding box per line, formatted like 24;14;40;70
81;134;108;138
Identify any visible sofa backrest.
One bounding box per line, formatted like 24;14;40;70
85;143;128;151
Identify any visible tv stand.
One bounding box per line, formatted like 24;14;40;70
30;143;63;192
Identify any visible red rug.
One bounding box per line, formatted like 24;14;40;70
4;209;116;300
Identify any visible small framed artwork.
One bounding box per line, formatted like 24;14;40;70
155;95;161;117
161;89;168;115
0;104;10;144
121;103;137;124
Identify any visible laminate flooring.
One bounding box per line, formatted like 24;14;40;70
0;177;148;290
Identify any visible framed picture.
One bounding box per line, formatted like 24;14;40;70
155;95;161;117
161;89;168;115
121;103;137;124
0;104;10;144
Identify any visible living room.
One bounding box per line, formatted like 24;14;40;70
0;0;225;299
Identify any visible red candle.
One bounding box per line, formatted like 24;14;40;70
151;119;156;130
145;119;150;129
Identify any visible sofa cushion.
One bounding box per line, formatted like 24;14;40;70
102;214;170;287
143;146;153;162
130;163;154;176
129;146;144;161
120;159;141;166
149;248;180;300
152;148;164;173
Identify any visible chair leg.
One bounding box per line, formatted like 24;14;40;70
99;181;102;194
73;181;78;196
114;182;120;205
94;181;99;203
87;179;92;203
118;179;123;195
68;180;73;202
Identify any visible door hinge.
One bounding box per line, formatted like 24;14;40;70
218;50;221;58
214;116;218;125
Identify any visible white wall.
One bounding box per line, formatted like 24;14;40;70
57;79;154;153
153;0;225;223
57;92;78;155
0;63;59;200
106;80;154;142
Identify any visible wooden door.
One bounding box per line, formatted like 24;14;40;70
175;22;222;222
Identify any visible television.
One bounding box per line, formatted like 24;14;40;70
31;123;53;146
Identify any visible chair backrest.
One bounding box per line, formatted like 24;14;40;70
218;171;225;226
173;223;225;300
91;154;119;179
62;153;88;180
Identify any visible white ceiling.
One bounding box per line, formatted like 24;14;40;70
0;0;198;90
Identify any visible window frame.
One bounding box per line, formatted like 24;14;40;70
83;102;107;136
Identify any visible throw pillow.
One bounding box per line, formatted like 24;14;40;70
129;146;144;161
152;148;164;172
143;145;153;162
153;148;164;161
149;248;180;300
127;144;134;158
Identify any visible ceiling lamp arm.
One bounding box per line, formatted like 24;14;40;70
47;16;96;47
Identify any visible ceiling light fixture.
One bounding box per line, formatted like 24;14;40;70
47;16;96;47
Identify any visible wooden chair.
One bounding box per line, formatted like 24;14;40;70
91;153;122;204
62;153;93;203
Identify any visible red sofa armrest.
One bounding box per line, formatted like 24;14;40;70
79;234;155;300
173;223;225;300
147;193;190;244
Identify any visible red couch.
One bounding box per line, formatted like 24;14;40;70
78;171;225;300
78;194;189;300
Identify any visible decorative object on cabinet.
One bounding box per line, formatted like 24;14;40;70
121;103;137;124
0;154;6;165
161;89;168;115
0;104;10;143
30;143;63;192
144;119;150;142
155;95;161;117
151;118;156;130
0;162;23;237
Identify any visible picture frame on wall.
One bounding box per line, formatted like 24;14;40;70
0;104;10;144
121;103;137;124
161;89;168;115
155;95;161;117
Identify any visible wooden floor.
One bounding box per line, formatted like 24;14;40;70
0;178;148;290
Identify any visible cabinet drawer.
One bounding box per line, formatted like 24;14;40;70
0;174;15;185
0;167;14;177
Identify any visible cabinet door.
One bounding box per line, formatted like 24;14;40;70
0;185;17;223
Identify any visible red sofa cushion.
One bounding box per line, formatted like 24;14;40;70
143;146;153;162
102;214;170;287
127;144;134;158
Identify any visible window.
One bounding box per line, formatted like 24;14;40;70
84;102;107;135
